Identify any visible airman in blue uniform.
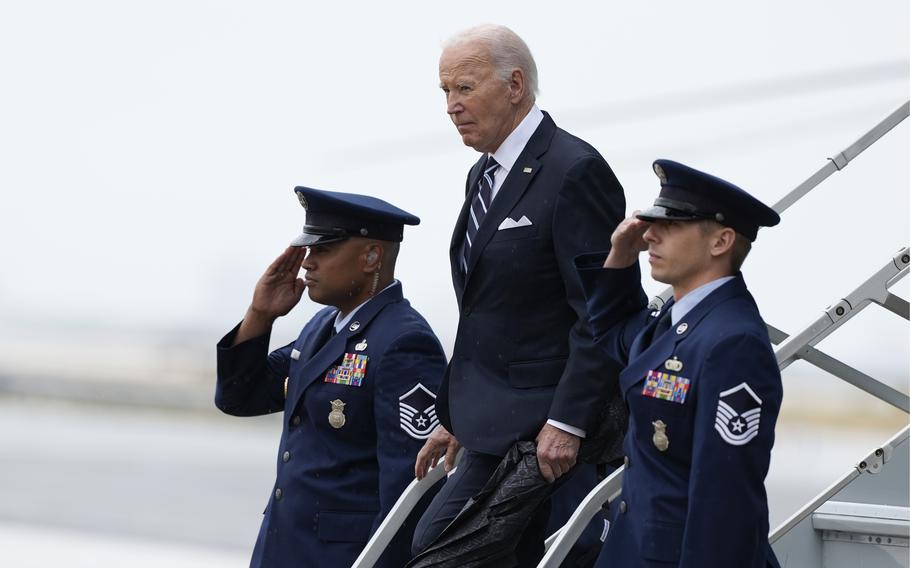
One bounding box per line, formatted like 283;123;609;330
216;187;446;568
576;160;783;568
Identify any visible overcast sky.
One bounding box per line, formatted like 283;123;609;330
0;1;907;395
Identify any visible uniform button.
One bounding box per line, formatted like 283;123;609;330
291;416;301;426
274;488;283;500
623;456;630;468
619;500;627;514
282;451;290;462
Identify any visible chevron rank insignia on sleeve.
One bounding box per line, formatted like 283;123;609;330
715;382;762;446
399;383;438;440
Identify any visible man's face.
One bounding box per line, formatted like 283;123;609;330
438;41;516;154
643;220;716;290
301;239;366;309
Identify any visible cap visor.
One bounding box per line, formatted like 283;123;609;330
636;205;702;223
289;233;347;247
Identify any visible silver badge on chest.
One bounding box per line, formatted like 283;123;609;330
652;420;669;452
328;399;346;429
664;357;683;372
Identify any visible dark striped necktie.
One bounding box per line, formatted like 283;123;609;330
462;155;499;271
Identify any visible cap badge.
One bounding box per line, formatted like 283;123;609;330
297;193;308;209
676;322;688;335
664;357;683;372
328;399;346;429
652;420;669;451
653;163;668;184
355;339;368;352
349;321;361;332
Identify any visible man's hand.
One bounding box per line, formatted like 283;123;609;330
535;423;581;483
604;212;650;268
250;246;308;317
233;247;307;345
414;425;461;480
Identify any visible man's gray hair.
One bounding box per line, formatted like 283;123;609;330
443;24;539;100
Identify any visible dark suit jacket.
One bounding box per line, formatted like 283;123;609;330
576;259;782;568
215;283;446;568
436;112;627;456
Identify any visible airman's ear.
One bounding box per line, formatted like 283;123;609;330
363;243;383;271
710;227;736;258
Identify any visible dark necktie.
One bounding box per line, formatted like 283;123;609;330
315;319;335;353
462;155;499;271
649;308;673;346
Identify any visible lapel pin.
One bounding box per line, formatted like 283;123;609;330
349;321;361;332
676;322;688;335
652;420;669;452
522;167;533;174
290;349;301;360
328;399;346;429
355;339;368;352
664;357;683;372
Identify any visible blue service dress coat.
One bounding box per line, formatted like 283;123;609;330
576;259;782;568
437;112;627;456
216;283;446;568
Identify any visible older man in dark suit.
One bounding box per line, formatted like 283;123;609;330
412;24;628;565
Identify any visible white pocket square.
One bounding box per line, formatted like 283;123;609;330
497;215;532;230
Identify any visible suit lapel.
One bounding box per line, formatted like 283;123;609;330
620;276;749;395
463;114;557;282
286;284;404;424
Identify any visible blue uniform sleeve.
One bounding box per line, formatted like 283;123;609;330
575;258;650;366
548;156;629;432
215;322;294;417
680;333;782;568
369;329;447;568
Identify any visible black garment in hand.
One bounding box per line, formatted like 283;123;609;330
406;442;562;568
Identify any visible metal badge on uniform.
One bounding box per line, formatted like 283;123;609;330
324;353;368;386
398;383;439;440
349;321;361;331
283;377;289;398
522;167;533;174
290;349;301;360
664;356;683;372
328;399;346;429
355;339;368;352
642;370;691;404
715;382;762;446
652;420;669;451
676;322;688;335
